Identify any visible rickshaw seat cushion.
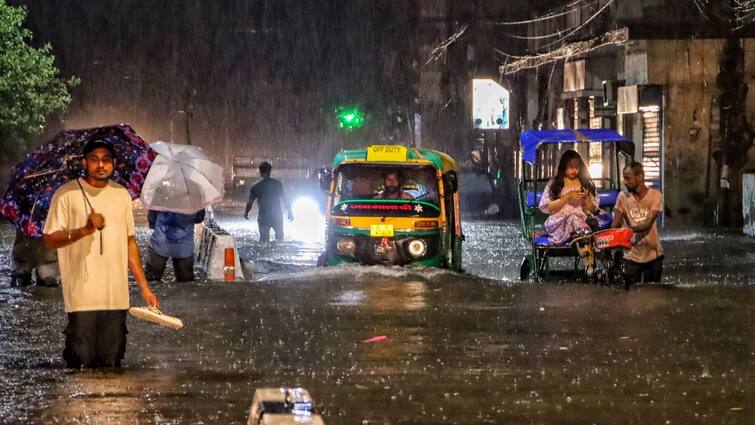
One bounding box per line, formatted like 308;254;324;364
526;192;541;208
533;211;612;247
597;190;619;207
526;190;620;208
534;235;570;247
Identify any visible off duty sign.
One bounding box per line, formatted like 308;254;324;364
367;145;408;162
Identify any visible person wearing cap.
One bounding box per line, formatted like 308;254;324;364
42;138;159;368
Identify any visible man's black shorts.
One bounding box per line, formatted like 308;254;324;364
624;255;664;285
63;310;128;368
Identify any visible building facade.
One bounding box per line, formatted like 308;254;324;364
512;0;755;226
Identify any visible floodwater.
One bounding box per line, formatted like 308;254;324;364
1;203;753;424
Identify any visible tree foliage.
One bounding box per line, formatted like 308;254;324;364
0;1;77;159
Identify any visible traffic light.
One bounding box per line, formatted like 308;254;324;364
336;107;365;129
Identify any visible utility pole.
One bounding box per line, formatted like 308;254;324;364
711;1;753;227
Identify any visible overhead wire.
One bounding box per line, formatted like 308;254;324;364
499;23;584;40
693;0;755;30
490;0;596;26
425;24;469;65
491;0;599;42
538;0;616;50
493;0;616;63
498;28;628;75
692;0;713;24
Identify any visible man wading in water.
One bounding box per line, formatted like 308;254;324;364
43;139;159;368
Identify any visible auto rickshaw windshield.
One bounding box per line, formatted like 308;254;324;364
334;164;440;205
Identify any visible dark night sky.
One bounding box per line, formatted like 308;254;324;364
13;0;421;167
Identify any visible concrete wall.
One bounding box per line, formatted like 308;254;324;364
645;39;755;225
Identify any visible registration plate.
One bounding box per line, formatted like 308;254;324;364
370;224;394;237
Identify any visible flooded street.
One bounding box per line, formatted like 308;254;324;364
3;0;755;423
1;206;753;424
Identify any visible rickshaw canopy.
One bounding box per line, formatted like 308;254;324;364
520;129;632;165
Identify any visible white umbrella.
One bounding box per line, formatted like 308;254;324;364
140;141;224;213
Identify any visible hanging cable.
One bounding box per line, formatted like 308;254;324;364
538;0;616;50
693;0;755;30
425;24;469;65
498;28;628;75
490;0;596;26
692;0;713;24
499;22;584;40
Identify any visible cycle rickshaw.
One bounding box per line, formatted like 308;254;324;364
516;129;635;286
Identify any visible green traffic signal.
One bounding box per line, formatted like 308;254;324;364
336;107;365;129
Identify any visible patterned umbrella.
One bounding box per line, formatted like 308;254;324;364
0;124;157;237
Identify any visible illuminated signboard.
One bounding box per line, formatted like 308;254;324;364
333;200;440;217
473;78;510;129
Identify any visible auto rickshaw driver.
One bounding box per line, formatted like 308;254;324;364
376;171;413;200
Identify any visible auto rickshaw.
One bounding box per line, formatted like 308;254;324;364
318;145;463;271
516;129;635;285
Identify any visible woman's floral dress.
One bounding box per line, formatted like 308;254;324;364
538;181;598;245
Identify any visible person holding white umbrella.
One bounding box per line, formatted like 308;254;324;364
144;208;205;282
140;141;224;281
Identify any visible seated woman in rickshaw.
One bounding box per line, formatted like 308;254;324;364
538;150;598;245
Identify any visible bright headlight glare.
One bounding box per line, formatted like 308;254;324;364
407;239;428;258
336;237;356;255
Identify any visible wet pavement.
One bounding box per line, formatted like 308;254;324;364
0;204;754;424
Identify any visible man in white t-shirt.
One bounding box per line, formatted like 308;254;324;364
611;162;664;284
43;139;159;368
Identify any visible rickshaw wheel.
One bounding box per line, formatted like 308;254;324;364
520;258;531;281
608;267;626;290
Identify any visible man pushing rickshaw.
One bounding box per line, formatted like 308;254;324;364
517;129;662;288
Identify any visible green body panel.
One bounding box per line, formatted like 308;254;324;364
324;255;357;267
407;256;444;268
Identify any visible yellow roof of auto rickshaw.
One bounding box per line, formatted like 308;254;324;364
332;145;459;173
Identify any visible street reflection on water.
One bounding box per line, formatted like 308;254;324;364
0;210;753;424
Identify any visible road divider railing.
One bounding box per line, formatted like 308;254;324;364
195;218;244;281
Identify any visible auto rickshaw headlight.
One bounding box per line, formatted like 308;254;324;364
336;237;356;255
407;239;428;258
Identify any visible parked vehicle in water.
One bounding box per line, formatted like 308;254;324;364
516;129;635;287
247;387;325;425
318;145;464;271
